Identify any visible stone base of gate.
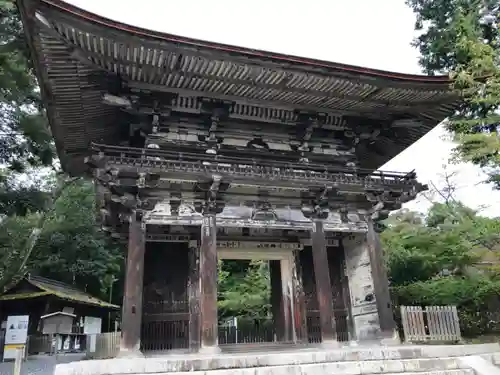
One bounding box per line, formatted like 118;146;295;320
55;343;500;375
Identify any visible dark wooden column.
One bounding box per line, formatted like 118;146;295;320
120;211;145;356
199;214;219;352
311;219;337;344
366;218;397;339
292;250;308;343
270;260;285;341
188;240;201;351
338;240;355;341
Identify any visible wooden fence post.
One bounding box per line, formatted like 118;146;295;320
13;349;22;375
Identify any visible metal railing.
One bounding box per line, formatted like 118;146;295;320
141;320;189;352
219;319;275;345
306;313;350;343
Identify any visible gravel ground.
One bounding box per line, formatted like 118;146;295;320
0;353;85;375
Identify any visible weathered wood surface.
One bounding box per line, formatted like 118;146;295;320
400;305;461;342
121;212;145;352
311;220;336;342
280;258;294;342
188;242;201;350
200;215;218;350
292;250;308;342
270;260;285;341
86;332;121;359
366;218;396;333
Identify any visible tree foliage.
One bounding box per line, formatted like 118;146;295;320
383;200;500;336
0;177;125;300
407;0;500;187
218;260;271;320
0;0;54;171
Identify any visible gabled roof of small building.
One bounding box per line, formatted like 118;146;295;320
17;0;462;174
40;311;76;319
0;275;119;309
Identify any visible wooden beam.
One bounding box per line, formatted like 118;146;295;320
127;81;392;120
57;40;434;110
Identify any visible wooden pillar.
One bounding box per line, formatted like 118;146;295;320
311;219;337;344
367;218;398;342
188;240;201;351
292;250;308;343
338;241;355;341
200;214;219;352
280;258;294;342
327;245;350;342
120;211;145;356
270;260;285;341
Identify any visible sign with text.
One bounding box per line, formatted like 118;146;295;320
83;316;102;335
4;315;29;360
216;241;301;250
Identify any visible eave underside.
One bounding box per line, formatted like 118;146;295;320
19;0;460;175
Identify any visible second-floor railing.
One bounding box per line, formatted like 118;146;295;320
90;143;420;189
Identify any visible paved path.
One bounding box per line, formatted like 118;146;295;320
0;354;84;375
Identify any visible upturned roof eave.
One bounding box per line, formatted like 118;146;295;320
16;0;461;175
23;0;452;86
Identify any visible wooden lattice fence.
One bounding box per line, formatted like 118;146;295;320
86;332;120;359
400;305;462;342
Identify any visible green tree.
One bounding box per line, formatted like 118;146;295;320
0;0;54;171
0;169;53;216
0;177;124;300
383;200;500;336
218;260;271;319
407;1;500;187
382;204;479;286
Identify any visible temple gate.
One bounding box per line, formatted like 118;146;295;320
18;0;460;356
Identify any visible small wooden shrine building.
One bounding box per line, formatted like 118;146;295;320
17;0;460;355
0;275;119;335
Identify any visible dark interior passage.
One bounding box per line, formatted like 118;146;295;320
141;242;190;352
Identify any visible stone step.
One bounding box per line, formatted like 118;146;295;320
155;364;475;375
220;342;306;353
373;372;473;375
56;357;472;375
55;344;500;375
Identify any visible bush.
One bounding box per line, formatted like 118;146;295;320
392;275;500;337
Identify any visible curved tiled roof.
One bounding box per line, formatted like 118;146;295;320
0;275;119;309
17;0;461;174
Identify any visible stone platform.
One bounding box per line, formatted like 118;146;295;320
55;343;500;375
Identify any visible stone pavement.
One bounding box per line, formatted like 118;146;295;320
0;353;84;375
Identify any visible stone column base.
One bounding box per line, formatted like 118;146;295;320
117;347;144;358
321;339;340;349
198;345;221;355
379;330;401;346
347;330;400;347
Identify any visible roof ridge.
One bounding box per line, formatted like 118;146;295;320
29;275;83;292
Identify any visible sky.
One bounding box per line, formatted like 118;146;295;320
65;0;500;217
